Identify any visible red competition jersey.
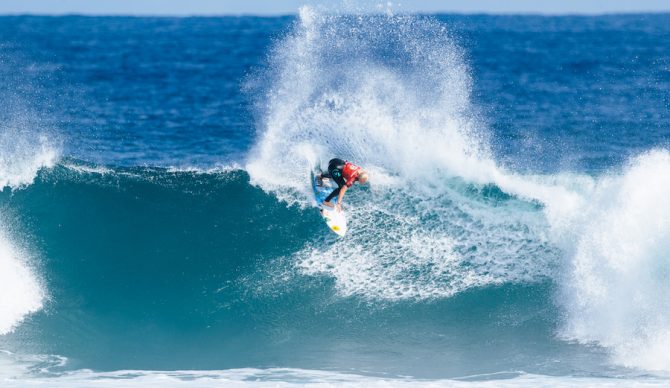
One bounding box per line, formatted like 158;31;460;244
342;162;363;187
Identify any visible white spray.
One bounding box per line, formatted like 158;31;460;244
247;7;556;300
246;6;670;372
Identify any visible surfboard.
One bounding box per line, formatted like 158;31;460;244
311;165;347;236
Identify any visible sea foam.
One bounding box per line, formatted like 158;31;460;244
0;229;44;335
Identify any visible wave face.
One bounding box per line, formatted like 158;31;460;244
1;10;670;385
0;163;584;378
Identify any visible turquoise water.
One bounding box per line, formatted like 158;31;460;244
1;7;670;386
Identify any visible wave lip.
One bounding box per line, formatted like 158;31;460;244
0;129;58;190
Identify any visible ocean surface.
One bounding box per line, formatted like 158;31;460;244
1;7;670;387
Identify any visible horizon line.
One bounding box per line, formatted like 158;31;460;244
2;10;670;18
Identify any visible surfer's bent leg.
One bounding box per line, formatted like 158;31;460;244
324;187;341;203
323;158;346;204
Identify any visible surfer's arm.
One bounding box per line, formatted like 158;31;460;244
336;185;348;210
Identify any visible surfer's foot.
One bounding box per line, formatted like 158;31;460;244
323;201;334;208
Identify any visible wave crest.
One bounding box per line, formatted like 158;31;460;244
0;128;58;190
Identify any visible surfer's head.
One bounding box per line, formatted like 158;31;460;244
358;171;369;184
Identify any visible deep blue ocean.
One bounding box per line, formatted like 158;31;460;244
1;8;670;387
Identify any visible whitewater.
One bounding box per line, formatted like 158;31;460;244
2;6;670;386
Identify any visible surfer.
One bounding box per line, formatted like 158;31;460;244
319;158;368;212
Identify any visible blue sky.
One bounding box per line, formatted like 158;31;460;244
1;0;670;16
